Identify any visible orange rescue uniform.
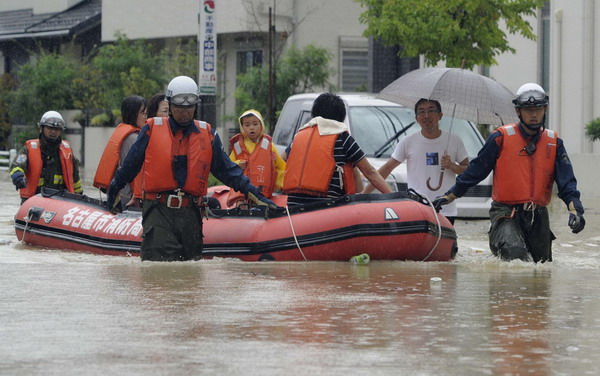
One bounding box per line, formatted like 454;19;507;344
493;124;557;206
284;126;355;196
20;139;76;199
229;133;277;199
143;117;213;196
93;123;143;198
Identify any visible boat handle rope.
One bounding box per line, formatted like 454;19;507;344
285;205;307;261
422;200;443;261
18;208;34;243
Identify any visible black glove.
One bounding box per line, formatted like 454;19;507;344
11;172;26;190
431;193;457;212
247;185;279;210
568;202;585;234
105;183;122;214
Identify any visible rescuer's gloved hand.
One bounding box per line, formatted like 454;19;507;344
105;182;122;214
247;185;279;210
568;201;585;234
11;172;26;190
432;193;457;212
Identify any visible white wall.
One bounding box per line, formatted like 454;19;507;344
489;15;539;95
101;0;367;136
549;1;600;155
101;0;294;41
0;0;83;14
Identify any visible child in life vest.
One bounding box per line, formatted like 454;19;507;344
228;109;286;207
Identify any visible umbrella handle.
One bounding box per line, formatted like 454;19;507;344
426;169;445;191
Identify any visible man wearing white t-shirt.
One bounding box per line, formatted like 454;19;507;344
362;98;469;223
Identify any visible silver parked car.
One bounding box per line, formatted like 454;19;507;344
272;93;492;218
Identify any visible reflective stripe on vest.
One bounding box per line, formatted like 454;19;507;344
228;133;277;198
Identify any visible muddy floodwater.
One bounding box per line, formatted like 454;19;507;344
1;177;599;375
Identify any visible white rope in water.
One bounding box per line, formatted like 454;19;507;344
422;199;443;261
285;205;307;261
18;210;32;243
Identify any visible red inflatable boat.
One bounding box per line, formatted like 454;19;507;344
14;188;457;261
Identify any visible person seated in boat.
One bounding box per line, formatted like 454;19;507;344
227;109;286;207
361;98;469;224
10;111;83;204
146;93;169;118
105;76;278;262
283;92;392;207
94;95;148;210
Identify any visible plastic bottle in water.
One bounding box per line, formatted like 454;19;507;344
349;253;370;265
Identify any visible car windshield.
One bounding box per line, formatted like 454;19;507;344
348;105;484;159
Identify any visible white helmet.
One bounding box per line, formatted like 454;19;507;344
38;111;66;130
513;83;549;108
165;76;199;107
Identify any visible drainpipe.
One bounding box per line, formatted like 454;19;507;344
582;0;595;153
552;8;562;137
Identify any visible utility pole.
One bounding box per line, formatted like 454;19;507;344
268;4;277;131
268;6;273;132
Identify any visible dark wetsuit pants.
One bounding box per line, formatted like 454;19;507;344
140;200;203;261
488;201;556;263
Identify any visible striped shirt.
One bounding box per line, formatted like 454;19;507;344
287;131;365;206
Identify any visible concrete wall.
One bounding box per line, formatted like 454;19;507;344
81;127;115;185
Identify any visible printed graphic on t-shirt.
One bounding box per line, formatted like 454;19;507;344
426;152;439;166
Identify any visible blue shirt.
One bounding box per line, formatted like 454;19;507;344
448;123;583;212
112;116;253;195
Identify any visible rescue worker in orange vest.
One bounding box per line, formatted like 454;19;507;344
433;83;585;262
105;76;278;261
283;92;392;207
227;109;286;207
94;95;147;209
10;111;83;204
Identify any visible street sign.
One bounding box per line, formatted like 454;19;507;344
198;0;217;95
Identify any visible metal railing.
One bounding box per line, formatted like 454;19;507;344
0;149;17;171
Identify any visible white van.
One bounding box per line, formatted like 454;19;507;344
272;93;493;218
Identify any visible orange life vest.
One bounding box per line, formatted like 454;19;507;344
283;126;355;196
493;124;557;206
228;133;276;200
143;117;213;196
21;139;75;199
93;123;143;198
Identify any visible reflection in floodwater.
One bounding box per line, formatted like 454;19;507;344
2;179;600;374
487;269;551;375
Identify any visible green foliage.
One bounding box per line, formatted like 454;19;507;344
0;74;16;149
12;127;39;149
235;44;334;130
9;53;79;124
85;34;167;111
164;38;199;79
7;34;182;129
357;0;546;69
585;118;600;142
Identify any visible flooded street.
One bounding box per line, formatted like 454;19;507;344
1;176;600;375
